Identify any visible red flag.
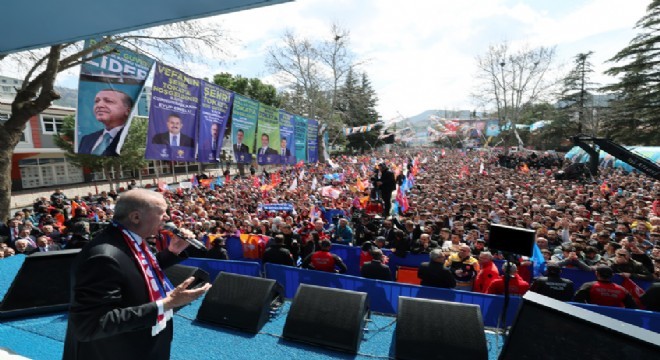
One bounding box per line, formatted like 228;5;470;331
396;188;409;212
621;277;645;309
295;160;305;169
252;176;261;188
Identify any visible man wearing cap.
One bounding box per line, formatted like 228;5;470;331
573;265;637;308
529;264;575;301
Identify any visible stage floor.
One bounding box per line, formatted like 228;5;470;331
0;299;504;359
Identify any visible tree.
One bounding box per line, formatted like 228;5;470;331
473;42;557;147
54;115;150;191
266;24;362;161
213;73;282;107
337;69;381;152
0;21;227;221
558;52;600;134
602;0;660;145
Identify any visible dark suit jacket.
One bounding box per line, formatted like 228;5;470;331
63;226;184;360
78;128;124;156
152;132;194;147
361;260;392;281
379;169;396;195
256;147;278;155
417;261;456;288
262;244;294;266
280;148;292;157
233;143;249;154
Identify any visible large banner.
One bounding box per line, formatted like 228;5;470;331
198;81;233;163
231;94;259;164
278;111;296;165
294;115;308;163
255;103;281;165
75;39;153;156
145;63;200;162
307;119;318;163
486;120;501;137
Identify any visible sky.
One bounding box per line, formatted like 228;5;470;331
46;0;655;121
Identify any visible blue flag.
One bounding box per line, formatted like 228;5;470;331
531;242;546;278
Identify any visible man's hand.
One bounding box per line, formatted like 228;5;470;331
162;277;212;311
167;227;195;255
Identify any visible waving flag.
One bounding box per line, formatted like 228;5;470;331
531;242;546;278
289;178;298;191
396;188;409;212
621;278;646;308
299;169;305;181
311;176;318;190
252;176;261;188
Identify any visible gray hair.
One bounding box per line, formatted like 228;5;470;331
114;189;165;223
430;249;445;262
502;262;517;275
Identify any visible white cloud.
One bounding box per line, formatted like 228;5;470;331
3;0;649;121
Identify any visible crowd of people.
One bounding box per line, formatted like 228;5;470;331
1;147;659;311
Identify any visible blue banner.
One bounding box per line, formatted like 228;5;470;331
231;94;259;164
256;103;281;165
486;120;501;137
198;81;233;163
307;118;318;163
145;63;200;161
294;115;307;163
75;39;154;156
278;110;296;165
259;203;294;212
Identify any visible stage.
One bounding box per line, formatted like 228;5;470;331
0;254;505;359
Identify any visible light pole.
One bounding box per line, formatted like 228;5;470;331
500;61;507;128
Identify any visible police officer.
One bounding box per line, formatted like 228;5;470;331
529;263;575;301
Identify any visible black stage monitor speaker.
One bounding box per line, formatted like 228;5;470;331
196;272;283;333
0;249;80;319
499;291;660;360
164;264;210;289
395;297;487;360
283;284;369;354
488;224;535;256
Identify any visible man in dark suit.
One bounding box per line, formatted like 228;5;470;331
417;249;456;288
280;137;292;157
376;163;396;216
78;89;132;156
152;113;195;147
256;133;278;155
63;189;211;360
233;129;250;176
360;249;392;281
262;234;294;267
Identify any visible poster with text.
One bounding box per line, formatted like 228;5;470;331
230;94;259;164
145;63;200;162
294;115;308;163
307;118;319;163
485;120;501;137
75;39;154;156
255;103;281;165
198;81;233;163
278;111;296;165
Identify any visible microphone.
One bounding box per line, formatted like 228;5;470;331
163;223;207;251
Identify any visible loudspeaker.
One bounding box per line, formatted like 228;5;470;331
500;291;660;360
395;297;487;360
283;284;369;354
164;264;210;289
0;249;80;319
196;272;283;333
488;224;535;256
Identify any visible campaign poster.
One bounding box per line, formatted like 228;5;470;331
255;103;281;165
486;120;501;137
278;111;296;165
198;81;233;163
230;94;259;164
307;118;319;163
294;115;308;163
145;63;200;162
75;39;154;156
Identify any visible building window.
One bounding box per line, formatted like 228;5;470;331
41;115;64;134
